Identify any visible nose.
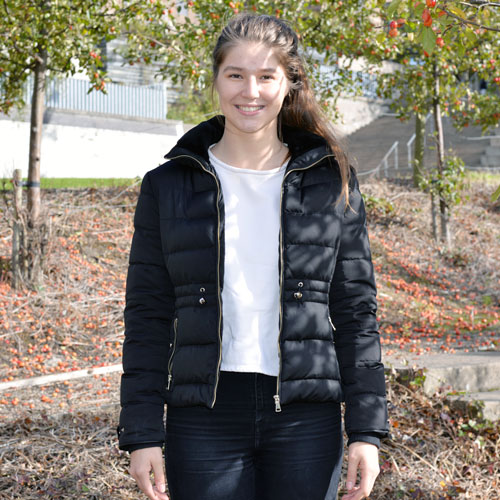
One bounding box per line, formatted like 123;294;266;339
241;76;259;99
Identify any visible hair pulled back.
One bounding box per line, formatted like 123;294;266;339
212;13;351;206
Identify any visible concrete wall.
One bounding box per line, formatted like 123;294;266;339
0;110;184;179
0;96;387;179
335;96;389;136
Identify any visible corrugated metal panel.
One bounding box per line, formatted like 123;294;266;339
26;76;167;120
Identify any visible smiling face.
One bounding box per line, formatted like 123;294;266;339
214;42;290;139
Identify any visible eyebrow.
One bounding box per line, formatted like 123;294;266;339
222;65;278;73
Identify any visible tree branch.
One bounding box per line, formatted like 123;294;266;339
2;0;11;17
459;0;500;7
438;4;500;32
0;54;36;72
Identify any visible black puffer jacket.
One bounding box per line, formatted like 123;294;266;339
118;117;388;451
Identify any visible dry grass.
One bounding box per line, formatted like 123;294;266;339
0;176;499;499
0;373;498;499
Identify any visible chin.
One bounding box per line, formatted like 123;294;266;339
225;115;278;136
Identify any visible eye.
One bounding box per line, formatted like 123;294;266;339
228;73;242;79
261;75;274;80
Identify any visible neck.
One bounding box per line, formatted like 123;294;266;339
212;122;288;171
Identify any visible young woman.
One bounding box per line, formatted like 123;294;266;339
118;14;388;500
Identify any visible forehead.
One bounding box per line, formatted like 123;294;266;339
220;42;285;72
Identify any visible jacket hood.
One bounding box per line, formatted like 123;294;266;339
165;116;333;166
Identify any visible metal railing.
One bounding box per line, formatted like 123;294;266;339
358;112;500;179
359;140;399;178
359;112;433;178
25;76;168;121
406;113;433;170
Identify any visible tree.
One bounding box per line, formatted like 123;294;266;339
0;1;387;288
374;0;500;247
132;1;499;247
119;0;382;121
2;0;498;282
0;0;168;285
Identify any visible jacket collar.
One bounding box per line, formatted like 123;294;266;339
165;116;333;170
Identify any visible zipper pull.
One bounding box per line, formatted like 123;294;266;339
274;394;282;413
167;374;173;391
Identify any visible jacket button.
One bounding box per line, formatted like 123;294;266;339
298;282;303;288
294;292;303;300
199;297;206;305
200;287;205;292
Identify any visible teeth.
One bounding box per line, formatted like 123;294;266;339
237;106;263;112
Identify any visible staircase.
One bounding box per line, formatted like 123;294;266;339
480;130;500;168
346;114;492;177
385;352;500;421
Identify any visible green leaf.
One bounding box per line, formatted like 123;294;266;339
492;185;500;202
387;0;403;19
422;26;436;55
447;5;467;19
435;13;454;26
443;32;454;45
414;3;425;17
463;28;477;45
415;25;424;44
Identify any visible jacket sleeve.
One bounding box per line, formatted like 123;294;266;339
117;171;175;451
329;172;389;446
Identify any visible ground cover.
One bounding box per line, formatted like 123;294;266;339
0;178;138;190
364;174;499;359
0;175;498;499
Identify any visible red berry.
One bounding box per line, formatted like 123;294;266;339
436;37;444;48
426;0;436;7
390;20;397;29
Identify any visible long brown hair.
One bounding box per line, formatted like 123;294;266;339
212;13;351;206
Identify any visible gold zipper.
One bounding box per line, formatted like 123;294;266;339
328;316;336;332
167;317;178;390
275;154;335;413
168;155;223;408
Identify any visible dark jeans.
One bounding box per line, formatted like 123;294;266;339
165;371;343;500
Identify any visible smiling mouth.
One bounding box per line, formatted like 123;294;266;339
235;105;264;112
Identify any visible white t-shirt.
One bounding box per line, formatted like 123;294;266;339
208;145;287;377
